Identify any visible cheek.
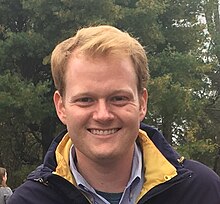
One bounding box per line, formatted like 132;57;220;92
120;106;141;126
123;103;143;118
65;106;81;118
65;108;89;128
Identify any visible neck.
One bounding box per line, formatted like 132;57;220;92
0;182;6;187
75;147;134;193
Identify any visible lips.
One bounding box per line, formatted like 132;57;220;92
88;128;120;135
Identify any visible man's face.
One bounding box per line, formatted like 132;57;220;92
54;54;147;162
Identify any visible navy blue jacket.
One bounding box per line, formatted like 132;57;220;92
8;124;220;204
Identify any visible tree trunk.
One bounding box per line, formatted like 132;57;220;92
162;117;173;144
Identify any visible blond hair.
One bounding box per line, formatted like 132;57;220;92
51;25;149;96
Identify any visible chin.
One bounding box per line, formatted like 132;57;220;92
92;150;119;162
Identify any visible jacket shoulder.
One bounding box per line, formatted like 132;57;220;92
184;159;220;185
183;159;220;203
8;180;64;204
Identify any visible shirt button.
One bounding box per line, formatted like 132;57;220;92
164;175;171;180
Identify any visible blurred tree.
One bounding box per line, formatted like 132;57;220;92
0;0;219;188
0;71;54;187
201;0;220;174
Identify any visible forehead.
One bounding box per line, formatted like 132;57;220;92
66;53;136;78
64;54;138;94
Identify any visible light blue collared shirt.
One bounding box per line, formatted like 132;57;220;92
69;143;144;204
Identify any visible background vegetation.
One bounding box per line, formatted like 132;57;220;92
0;0;219;188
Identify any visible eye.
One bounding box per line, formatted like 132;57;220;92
111;95;129;105
74;97;94;107
112;96;127;101
78;97;93;102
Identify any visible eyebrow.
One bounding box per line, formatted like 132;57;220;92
69;88;134;101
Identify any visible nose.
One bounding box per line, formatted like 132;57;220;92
92;100;114;122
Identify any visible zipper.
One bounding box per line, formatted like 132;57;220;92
33;177;49;186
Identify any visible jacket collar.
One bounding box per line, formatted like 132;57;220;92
51;126;178;199
137;129;177;201
29;123;185;201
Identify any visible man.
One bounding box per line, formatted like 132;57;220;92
8;25;220;204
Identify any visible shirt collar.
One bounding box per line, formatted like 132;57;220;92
69;142;142;191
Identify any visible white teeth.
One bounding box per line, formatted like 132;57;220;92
90;129;118;135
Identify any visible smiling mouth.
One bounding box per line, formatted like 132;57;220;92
88;128;120;135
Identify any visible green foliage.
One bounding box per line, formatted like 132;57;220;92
145;47;213;143
159;0;205;52
175;138;218;169
8;164;37;189
115;0;167;51
0;31;50;80
0;71;53;180
0;71;52;121
22;0;119;41
0;0;30;34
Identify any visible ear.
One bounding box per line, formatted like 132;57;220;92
2;175;7;182
139;88;148;121
53;90;67;125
